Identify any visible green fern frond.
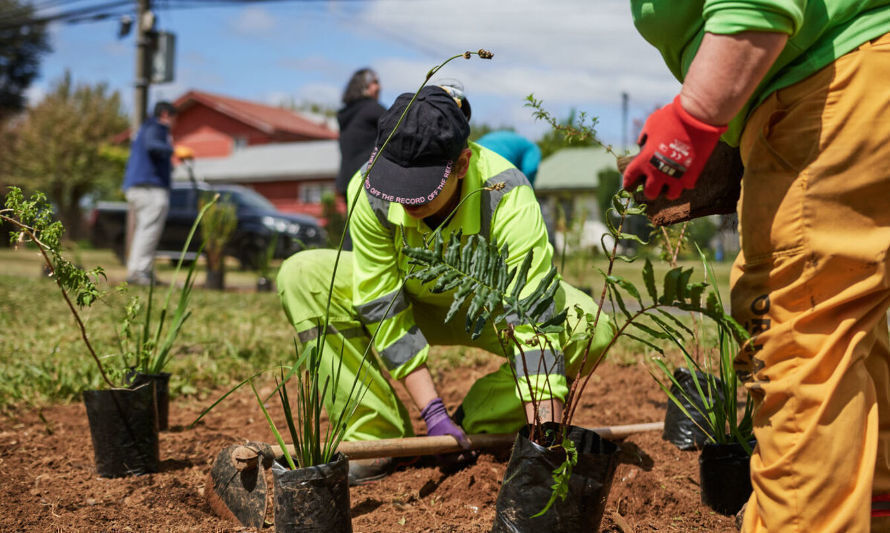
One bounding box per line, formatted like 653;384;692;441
403;231;564;339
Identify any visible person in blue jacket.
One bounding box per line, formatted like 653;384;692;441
122;101;192;285
476;130;542;186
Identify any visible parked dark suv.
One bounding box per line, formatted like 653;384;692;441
90;182;326;269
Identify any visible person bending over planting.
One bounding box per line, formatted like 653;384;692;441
277;85;614;485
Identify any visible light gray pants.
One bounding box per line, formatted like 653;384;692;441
125;186;169;281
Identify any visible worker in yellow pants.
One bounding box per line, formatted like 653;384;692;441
624;0;890;523
730;35;890;532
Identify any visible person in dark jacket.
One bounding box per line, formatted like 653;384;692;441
336;68;385;199
336;68;385;250
122;101;192;285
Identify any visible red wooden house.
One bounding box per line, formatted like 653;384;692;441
171;90;337;158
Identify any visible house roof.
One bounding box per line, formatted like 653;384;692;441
174;90;338;139
535;146;618;191
172;140;340;183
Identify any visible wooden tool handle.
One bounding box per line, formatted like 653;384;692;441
268;422;663;460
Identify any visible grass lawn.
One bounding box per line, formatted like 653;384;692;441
0;244;734;410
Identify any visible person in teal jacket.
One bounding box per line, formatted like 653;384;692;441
476;130;542;186
278;85;613;484
624;2;890;531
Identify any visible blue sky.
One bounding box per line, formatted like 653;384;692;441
30;0;681;149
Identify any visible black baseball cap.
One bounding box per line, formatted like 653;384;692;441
364;85;471;206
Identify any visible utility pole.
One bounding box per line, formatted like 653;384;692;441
621;91;629;152
132;0;152;135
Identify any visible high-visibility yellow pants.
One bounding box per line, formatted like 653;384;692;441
277;248;613;441
732;33;890;533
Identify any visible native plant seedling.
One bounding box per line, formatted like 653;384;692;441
199;191;237;290
649;246;754;453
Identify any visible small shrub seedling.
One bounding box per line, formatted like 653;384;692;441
1;187;115;387
199;192;237;283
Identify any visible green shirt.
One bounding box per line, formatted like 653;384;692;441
631;0;890;145
347;143;561;400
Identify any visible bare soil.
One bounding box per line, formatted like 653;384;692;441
0;359;737;532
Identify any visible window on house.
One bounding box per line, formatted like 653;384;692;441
232;136;247;151
299;182;336;204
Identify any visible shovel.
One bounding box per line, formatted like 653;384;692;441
206;422;663;527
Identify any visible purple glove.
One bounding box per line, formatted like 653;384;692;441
421;397;471;449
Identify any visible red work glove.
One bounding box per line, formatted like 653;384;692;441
623;95;727;200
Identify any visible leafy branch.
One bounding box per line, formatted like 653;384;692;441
1;187;114;388
525;94;616;158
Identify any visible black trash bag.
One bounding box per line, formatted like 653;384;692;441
699;441;753;515
82;382;159;478
272;452;352;533
662;367;725;450
128;371;171;431
491;422;620;533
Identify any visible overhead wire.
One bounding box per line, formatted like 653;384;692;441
0;0;388;30
0;0;134;29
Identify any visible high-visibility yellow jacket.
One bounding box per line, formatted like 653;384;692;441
347;142;566;400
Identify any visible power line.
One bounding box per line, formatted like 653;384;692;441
0;0;134;29
0;0;392;30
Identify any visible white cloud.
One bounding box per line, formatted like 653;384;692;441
263;82;341;109
353;0;679;118
276;55;346;78
292;82;341;106
229;6;277;36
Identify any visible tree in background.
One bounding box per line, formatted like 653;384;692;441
0;0;51;120
535;109;598;159
2;71;129;240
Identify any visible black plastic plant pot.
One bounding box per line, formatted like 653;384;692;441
128;372;171;431
663;367;725;451
491;422;621;533
82;382;159;478
699;441;753;515
256;276;274;292
272;452;352;533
